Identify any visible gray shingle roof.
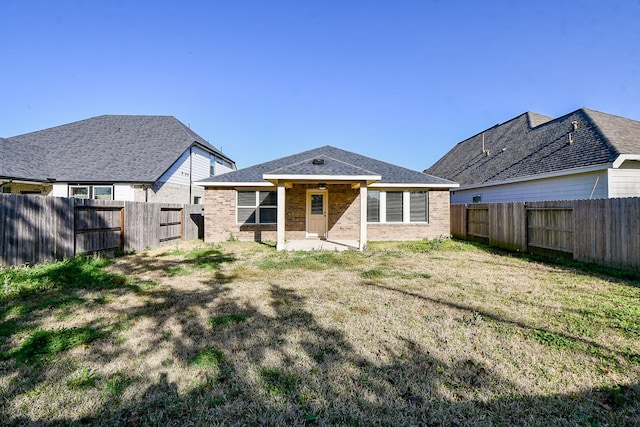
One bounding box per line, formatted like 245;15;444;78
5;115;232;183
199;145;455;186
425;108;639;186
1;137;52;181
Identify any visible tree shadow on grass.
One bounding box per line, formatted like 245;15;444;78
1;249;639;426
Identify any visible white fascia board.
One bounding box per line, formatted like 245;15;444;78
195;181;275;187
262;174;381;182
368;182;459;189
613;154;640;168
455;163;612;191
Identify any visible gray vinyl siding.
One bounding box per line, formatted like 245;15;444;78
451;171;609;203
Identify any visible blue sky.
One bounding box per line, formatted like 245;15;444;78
2;0;639;171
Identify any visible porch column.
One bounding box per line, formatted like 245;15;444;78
359;184;367;250
276;182;286;250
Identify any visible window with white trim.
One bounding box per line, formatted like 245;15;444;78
386;191;403;222
69;185;114;200
367;191;380;222
70;186;89;199
410;191;428;222
367;190;429;223
237;190;277;224
93;186;113;200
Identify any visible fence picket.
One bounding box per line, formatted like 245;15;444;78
1;194;204;266
453;198;639;271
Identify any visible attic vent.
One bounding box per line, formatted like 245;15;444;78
312;158;325;165
571;121;579;131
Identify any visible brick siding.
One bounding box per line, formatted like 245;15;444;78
204;185;451;243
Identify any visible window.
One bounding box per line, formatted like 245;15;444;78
367;191;380;222
386;191;403;222
367;190;430;223
69;185;113;200
237;190;277;224
193;196;201;205
472;194;482;203
2;186;11;194
410;191;428;222
93;186;113;200
70;186;89;199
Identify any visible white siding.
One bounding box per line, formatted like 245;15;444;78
451;171;609;204
158;146;232;184
158;149;191;185
608;169;640;198
51;183;68;197
114;184;135;201
213;162;234;175
191;147;211;181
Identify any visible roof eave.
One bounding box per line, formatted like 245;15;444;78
262;173;381;184
612;154;640;168
369;182;459;189
195;181;275;187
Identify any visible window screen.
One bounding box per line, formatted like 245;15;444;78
410;191;428;222
367;191;380;222
386;191;403;222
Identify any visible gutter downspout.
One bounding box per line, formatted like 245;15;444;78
189;145;193;204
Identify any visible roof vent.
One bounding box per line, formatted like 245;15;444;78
571;121;579;131
312;158;325;165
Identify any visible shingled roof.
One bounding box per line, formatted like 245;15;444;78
5;115;230;183
199;145;456;186
1;137;52;182
425;108;640;186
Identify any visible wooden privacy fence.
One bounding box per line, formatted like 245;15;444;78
0;194;204;267
451;198;640;271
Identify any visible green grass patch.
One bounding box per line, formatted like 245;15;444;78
67;367;101;390
259;251;361;271
5;326;103;364
530;328;577;350
0;255;129;302
259;367;298;397
165;267;191;277
208;313;249;327
188;347;225;369
102;372;132;398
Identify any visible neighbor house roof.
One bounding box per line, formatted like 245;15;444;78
5;115;232;183
0;137;52;182
199;145;457;187
425;108;640;186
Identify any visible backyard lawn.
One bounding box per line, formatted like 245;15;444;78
1;239;638;426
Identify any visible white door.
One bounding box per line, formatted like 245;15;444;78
307;191;327;238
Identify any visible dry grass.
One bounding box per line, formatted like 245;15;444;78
1;239;639;426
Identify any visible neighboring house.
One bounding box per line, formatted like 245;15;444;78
197;145;458;250
425;108;640;204
1;115;235;203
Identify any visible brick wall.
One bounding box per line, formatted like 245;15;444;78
367;190;451;240
204;186;452;243
2;183;52;195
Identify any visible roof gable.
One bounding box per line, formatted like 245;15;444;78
6;115;231;183
425;108;637;186
200;145;456;186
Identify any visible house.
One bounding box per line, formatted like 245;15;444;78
425;108;640;204
1;115;235;203
197;145;458;250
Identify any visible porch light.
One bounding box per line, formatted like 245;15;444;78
318;183;326;190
